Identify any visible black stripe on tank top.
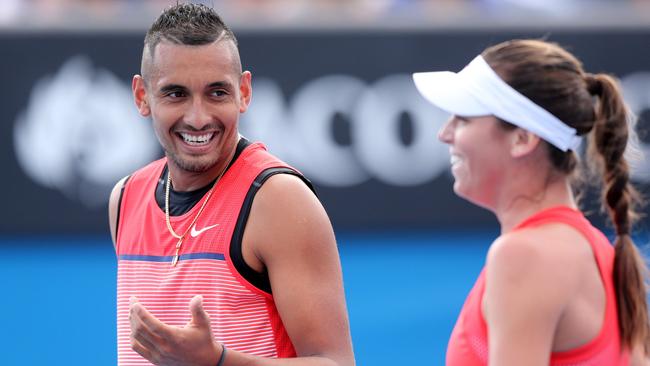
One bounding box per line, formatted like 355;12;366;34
115;175;131;241
230;168;316;294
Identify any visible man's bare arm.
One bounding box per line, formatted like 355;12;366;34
244;173;355;365
128;174;355;366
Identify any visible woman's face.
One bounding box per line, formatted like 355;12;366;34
438;115;514;209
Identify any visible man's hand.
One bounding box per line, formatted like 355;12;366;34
129;295;223;366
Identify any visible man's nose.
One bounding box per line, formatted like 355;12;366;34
185;98;212;130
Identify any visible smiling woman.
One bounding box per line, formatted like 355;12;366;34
437;115;514;209
414;39;650;366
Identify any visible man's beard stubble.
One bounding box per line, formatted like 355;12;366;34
165;150;218;174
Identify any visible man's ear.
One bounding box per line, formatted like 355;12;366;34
238;71;252;114
132;75;151;117
510;128;541;158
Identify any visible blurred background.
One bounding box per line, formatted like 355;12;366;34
2;0;650;365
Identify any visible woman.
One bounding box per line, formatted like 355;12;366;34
413;39;649;365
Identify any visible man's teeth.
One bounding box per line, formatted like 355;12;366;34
450;155;460;165
180;132;214;145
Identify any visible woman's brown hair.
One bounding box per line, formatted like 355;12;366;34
482;39;650;354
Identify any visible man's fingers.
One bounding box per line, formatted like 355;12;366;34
130;300;172;339
130;319;161;354
129;303;170;363
131;337;157;364
189;295;211;328
130;320;165;354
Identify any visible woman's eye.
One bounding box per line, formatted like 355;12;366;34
456;117;470;126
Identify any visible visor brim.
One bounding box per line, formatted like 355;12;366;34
413;71;490;117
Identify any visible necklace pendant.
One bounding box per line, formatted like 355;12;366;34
171;239;182;267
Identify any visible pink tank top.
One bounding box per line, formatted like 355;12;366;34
446;206;629;365
116;143;298;365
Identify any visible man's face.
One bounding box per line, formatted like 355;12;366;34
134;39;251;174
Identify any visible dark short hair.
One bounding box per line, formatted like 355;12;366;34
144;3;238;58
141;3;241;80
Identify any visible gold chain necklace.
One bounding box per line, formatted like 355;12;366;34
165;157;232;267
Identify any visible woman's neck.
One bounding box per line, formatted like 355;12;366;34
494;174;577;234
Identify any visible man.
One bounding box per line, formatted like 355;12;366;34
108;4;355;365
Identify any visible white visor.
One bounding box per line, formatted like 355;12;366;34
413;55;581;152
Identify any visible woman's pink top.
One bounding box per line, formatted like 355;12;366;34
446;206;629;365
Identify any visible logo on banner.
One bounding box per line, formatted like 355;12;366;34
241;75;650;187
12;59;650;210
240;75;451;187
13;56;159;207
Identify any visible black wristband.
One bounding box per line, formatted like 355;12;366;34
216;344;227;366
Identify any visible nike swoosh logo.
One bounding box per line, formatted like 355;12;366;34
190;223;220;238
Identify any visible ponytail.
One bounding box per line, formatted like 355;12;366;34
586;73;650;354
481;39;650;353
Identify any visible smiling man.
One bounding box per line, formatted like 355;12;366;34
107;4;354;366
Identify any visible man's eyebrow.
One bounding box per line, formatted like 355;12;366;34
207;81;234;89
159;84;188;94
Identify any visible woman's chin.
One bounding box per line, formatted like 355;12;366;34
453;183;489;209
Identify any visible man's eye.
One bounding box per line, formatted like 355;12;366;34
211;90;227;97
167;91;185;98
